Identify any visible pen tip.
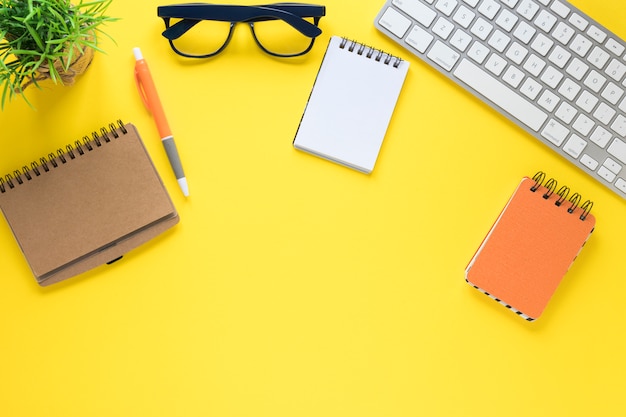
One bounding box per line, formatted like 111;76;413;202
133;47;143;61
178;177;189;197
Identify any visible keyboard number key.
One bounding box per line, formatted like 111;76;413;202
517;0;540;20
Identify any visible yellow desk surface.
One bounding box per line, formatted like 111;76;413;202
1;1;625;416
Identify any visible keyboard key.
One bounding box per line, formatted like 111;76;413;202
379;7;412;38
603;157;622;175
496;9;518;32
520;77;543;100
517;0;540;21
611;115;626;137
450;29;473;52
570;34;593;57
503;65;525;88
550;0;570;19
433;16;455;39
584;70;607;93
566;57;589;81
392;0;438;28
405;25;434;53
435;0;458;16
531;33;554;56
488;30;511;52
454;59;548;131
501;0;519;8
615;178;626;193
590;126;612;148
598;166;617;182
558;78;581;101
555;102;577;124
553;22;575;45
568;13;588;31
485;54;507;76
564;134;587;158
575;90;598;111
606;39;625;57
535;10;557;33
478;0;500;19
541;119;569;146
538;89;559;112
587;47;610;69
427;40;461;71
541;66;563;89
608;138;626;163
581;154;599;170
572;114;594;136
593;102;616;125
471;17;494;40
602;82;624;105
506;42;529;64
467;41;490;64
523;54;546;77
513;20;536;44
606;59;626;82
588;25;607;43
548;45;571;69
453;5;476;28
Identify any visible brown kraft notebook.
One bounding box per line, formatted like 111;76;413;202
0;121;179;286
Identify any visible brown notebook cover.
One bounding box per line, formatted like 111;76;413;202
0;121;179;286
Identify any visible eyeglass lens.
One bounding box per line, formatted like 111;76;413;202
166;17;319;58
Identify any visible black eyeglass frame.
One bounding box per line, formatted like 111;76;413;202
158;3;326;58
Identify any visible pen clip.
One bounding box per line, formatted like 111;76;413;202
134;68;152;113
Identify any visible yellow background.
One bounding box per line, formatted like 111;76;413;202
1;0;625;415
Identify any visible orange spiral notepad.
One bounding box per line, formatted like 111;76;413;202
465;172;596;321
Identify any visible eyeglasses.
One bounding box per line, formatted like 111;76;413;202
157;3;326;58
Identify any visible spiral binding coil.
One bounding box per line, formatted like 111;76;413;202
339;37;403;68
0;120;127;194
530;171;593;221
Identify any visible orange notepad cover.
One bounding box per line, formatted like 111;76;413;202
465;175;595;320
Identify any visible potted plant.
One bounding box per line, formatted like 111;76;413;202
0;0;117;108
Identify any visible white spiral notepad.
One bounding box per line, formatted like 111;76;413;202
293;36;409;173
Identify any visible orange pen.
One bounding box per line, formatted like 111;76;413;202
134;47;189;197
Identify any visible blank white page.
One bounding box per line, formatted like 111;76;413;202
294;36;409;173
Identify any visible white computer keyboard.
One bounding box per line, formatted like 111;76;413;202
375;0;626;198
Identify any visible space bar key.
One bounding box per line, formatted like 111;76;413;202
453;59;548;132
